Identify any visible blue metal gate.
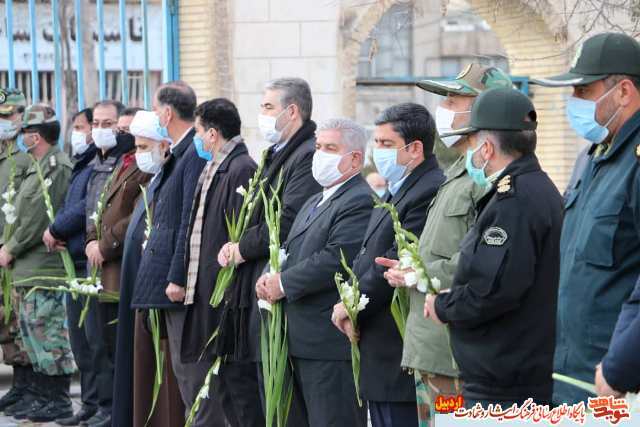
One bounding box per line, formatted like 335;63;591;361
2;0;180;125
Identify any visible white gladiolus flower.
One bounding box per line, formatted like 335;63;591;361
431;277;441;292
90;212;99;223
357;294;369;312
2;189;15;201
342;285;355;307
236;185;247;196
1;203;14;215
258;299;272;312
399;257;413;270
417;278;428;293
197;385;210;400
5;213;16;225
404;271;417;288
44;178;52;188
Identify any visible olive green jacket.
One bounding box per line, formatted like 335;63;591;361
0;141;32;244
402;155;486;376
4;146;72;287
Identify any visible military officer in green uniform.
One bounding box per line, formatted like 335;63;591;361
0;104;76;422
422;88;564;408
378;64;512;425
0;88;34;411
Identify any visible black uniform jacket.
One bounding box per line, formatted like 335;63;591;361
435;153;564;403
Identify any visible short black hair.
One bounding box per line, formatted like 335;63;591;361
195;98;241;140
156;81;197;121
374;103;435;156
93;100;125;116
72;108;93;124
485;129;537;157
120;106;143;118
25;121;61;144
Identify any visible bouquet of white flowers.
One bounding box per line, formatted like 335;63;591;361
1;144;18;324
185;356;222;427
210;150;267;307
88;170;117;285
31;156;76;282
374;199;439;339
138;184;165;427
258;174;293;427
334;250;369;406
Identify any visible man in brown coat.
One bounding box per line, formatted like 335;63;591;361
84;109;151;427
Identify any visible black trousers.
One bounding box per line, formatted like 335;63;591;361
66;293;98;410
84;299;118;413
216;361;265;427
369;401;418;427
291;358;367;427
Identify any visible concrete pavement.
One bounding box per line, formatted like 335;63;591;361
0;365;81;426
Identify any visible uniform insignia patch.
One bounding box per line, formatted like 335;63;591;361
483;227;508;246
497;175;511;194
636;144;640;158
49;155;57;168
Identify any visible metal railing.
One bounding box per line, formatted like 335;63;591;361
2;0;180;145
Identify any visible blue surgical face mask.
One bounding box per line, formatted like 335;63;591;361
372;143;414;184
16;134;33;153
566;84;621;144
193;135;213;162
154;109;170;140
465;142;489;187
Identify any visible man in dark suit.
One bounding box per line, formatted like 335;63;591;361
333;103;445;427
130;82;226;426
216;77;321;424
257;118;373;427
112;110;184;427
181;98;257;427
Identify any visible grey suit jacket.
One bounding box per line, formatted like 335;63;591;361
281;174;374;360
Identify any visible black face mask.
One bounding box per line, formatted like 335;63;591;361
116;132;135;153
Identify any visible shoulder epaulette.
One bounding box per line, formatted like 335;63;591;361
496;175;515;199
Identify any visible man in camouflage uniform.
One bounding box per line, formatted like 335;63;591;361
0;89;34;411
0;104;76;422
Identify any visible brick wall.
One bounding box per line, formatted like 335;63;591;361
471;0;579;191
179;0;583;190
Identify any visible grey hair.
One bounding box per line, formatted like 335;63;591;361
264;77;313;121
318;118;368;154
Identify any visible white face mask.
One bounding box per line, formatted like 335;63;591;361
258;106;291;144
135;145;165;175
71;131;89;156
92;128;117;150
435;106;470;148
0;119;19;141
312;150;350;188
